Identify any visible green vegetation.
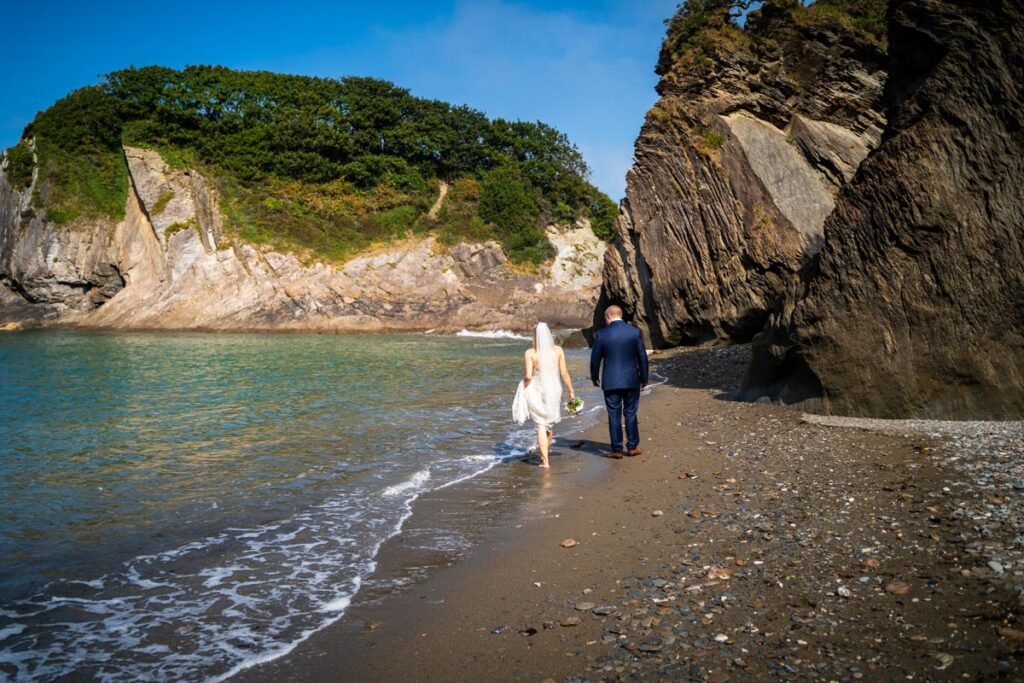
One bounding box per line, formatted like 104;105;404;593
587;191;619;241
8;66;614;262
25;85;131;224
698;125;725;150
151;190;174;215
660;0;887;76
479;165;550;264
4;141;35;189
428;178;492;246
164;217;196;238
804;0;887;39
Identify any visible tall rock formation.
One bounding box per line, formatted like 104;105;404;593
0;147;606;332
599;3;887;346
743;0;1024;418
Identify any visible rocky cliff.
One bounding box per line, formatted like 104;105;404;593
0;147;605;332
742;0;1024;418
599;4;887;346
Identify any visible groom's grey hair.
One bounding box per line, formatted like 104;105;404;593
604;305;623;321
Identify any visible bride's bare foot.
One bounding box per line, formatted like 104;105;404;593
539;462;550;469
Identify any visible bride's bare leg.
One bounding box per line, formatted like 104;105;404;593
536;424;550;468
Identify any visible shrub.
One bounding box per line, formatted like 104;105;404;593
4;141;35;189
587;189;619;241
370;205;418;240
480;165;552;264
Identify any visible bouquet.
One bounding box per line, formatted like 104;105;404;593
565;397;584;415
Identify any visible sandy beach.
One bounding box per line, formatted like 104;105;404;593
241;346;1024;682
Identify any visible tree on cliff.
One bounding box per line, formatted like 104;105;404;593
11;66;615;264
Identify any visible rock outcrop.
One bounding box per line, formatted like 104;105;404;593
742;0;1024;418
599;7;887;346
0;140;127;312
0;147;606;332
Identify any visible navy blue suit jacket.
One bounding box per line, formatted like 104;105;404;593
590;320;649;390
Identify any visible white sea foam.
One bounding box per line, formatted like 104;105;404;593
455;329;530;341
320;594;352;613
382;469;431;497
0;448;510;682
0;358;603;681
0;623;25;641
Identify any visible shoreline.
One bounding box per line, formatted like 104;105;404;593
0;323;575;339
239;345;1024;682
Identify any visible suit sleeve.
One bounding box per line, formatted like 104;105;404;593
635;332;649;386
590;333;604;385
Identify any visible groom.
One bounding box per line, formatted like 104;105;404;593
590;305;648;459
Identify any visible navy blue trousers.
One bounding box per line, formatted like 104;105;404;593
603;388;640;452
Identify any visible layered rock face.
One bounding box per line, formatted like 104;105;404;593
0;147;605;331
0;141;127;313
599;10;887;346
743;0;1024;418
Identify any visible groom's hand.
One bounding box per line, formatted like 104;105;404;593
592;380;599;387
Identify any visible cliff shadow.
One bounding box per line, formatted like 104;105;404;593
649;344;751;400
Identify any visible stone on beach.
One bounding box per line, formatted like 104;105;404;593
997;627;1024;641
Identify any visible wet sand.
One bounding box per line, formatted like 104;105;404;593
240;346;1024;682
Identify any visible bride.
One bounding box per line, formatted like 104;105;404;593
513;323;576;468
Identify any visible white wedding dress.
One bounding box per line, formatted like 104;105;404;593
512;323;562;429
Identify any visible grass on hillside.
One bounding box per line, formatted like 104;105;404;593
34;141;128;225
3;141;35;190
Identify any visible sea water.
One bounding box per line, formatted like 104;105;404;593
0;330;601;681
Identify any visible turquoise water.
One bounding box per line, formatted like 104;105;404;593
0;331;599;681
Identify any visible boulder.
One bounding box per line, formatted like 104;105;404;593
743;0;1024;418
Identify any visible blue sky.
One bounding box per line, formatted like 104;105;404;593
0;0;678;200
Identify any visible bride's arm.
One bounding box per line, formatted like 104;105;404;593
523;349;534;386
557;348;575;399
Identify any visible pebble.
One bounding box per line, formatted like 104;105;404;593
560;538;578;548
707;566;732;580
575;601;596;611
593;606;616;616
988;560;1004;574
533;348;1024;682
560;617;582;627
997;626;1024;641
